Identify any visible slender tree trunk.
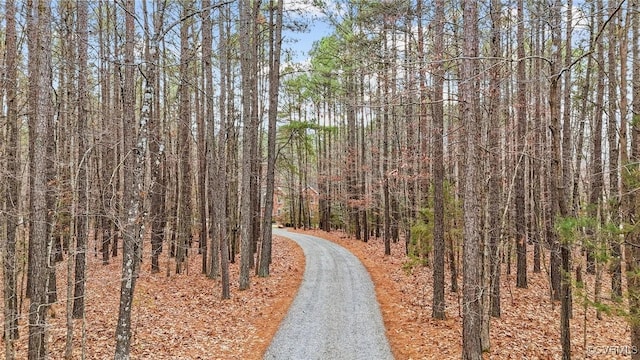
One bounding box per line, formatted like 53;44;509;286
488;0;504;316
461;1;483;358
259;0;284;277
99;2;114;266
239;0;259;290
573;11;594;215
382;18;391;256
549;1;571;357
27;1;53;358
607;0;622;299
431;0;446;320
515;0;527;290
111;4;122;260
4;1;20;357
219;7;233;298
619;0;630;302
562;0;574;212
589;0;606;277
627;0;640;356
72;0;89;320
149;0;166;274
176;1;193;275
114;1;146;357
199;2;211;274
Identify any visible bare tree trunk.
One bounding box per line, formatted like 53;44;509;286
259;0;284;277
72;0;89;320
531;11;544;274
239;0;259;290
562;0;574;212
218;7;233;298
198;1;211;274
176;1;193;275
382;17;391;256
99;1;114;266
487;0;503;317
111;4;122;260
114;0;146;357
431;0;446;320
618;0;630;303
549;1;571;358
27;1;53;358
461;1;482;358
3;1;20;357
149;0;166;274
627;0;640;356
607;0;622;299
215;6;236;299
589;0;606;277
515;0;527;290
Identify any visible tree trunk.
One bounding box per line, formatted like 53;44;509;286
627;0;640;356
589;0;606;277
219;7;233;298
618;0;631;303
72;0;89;320
114;0;145;357
259;0;284;277
239;0;259;290
176;1;193;275
487;0;504;317
4;1;20;357
549;1;571;357
199;1;212;275
149;0;166;275
431;0;446;320
27;1;53;358
515;0;527;290
461;1;483;358
607;0;622;299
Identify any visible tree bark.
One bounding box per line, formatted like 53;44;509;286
515;0;528;290
149;0;167;274
239;0;260;290
431;0;446;320
461;1;483;358
589;0;606;277
549;1;571;357
176;0;193;275
627;0;640;356
3;0;20;357
198;1;211;274
72;0;89;319
114;0;146;357
259;0;284;277
607;0;622;299
27;1;53;358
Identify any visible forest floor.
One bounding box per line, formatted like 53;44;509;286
296;228;632;360
0;228;632;359
0;235;305;359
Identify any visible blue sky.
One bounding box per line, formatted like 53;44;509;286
282;0;334;64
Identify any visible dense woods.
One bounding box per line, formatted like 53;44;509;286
0;0;639;358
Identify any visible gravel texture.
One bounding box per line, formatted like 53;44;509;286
264;229;394;360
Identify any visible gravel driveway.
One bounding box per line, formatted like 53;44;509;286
264;229;393;360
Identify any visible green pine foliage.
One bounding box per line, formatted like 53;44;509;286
555;215;627;316
406;181;462;270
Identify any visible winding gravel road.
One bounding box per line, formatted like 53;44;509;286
264;229;393;360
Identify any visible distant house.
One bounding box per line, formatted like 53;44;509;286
272;187;286;220
262;185;319;228
261;186;287;222
302;185;319;217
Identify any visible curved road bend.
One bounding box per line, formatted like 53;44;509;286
264;229;393;360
